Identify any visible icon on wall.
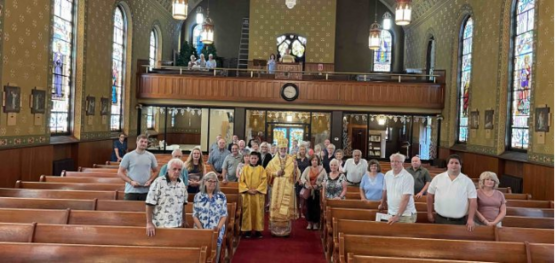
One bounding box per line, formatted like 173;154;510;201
31;89;46;114
470;110;479;129
4;85;21;113
85;96;96;116
484;110;494;130
100;97;110;116
535;107;550;132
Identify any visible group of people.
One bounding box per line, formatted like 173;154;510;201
188;53;217;69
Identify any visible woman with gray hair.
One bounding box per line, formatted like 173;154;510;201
322;143;336;173
193;172;228;262
475;171;506;227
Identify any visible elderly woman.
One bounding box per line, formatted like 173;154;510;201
235;149;252;179
301;155;326;230
475;171;506;227
259;142;273;168
184;147;206;194
322;143;336;173
323;159;347;200
314;144;324;160
197;53;207;68
360;159;385;201
188;55;197;68
193;172;228;262
334;149;345;173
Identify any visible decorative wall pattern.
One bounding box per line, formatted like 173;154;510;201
249;0;337;63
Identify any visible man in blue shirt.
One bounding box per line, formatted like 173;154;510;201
158;148;188;185
208;139;231;177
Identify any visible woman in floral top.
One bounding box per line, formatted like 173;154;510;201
193;172;228;262
323;159;347;200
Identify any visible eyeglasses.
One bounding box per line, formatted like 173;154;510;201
206;180;218;184
390;160;403;163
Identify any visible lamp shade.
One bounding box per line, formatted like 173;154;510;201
201;17;214;44
172;0;188;20
382;12;392;30
368;21;381;50
196;7;204;24
395;0;412;26
286;0;296;9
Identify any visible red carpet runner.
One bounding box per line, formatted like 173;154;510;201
232;215;326;263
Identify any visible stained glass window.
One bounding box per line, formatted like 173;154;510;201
111;7;126;132
192;24;204;55
149;30;157;67
510;0;535;150
276;35;306;60
457;17;473;143
373;30;393;72
50;0;75;134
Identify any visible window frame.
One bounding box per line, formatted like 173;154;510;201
456;16;474;144
372;29;394;72
110;5;127;132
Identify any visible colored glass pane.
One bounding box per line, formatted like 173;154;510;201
111;7;126;131
149;31;157;67
510;0;535;150
457;17;473;143
51;0;75;134
374;30;392;72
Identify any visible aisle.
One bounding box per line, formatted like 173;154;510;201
232;215;326;263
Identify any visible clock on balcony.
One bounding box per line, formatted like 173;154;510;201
281;83;299;102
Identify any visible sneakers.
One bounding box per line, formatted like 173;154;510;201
254;231;263;239
312;223;319;230
243;232;252;239
306;223;313;230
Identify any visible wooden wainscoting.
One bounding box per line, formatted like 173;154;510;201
137;74;444;109
76;140;114;169
156;133;201;145
0;146;53;188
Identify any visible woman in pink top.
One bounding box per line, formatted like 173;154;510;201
475;171;506;227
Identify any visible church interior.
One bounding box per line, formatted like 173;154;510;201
0;0;553;262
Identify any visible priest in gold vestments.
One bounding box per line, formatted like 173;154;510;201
266;138;300;236
239;152;267;238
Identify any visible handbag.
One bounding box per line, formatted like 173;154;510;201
300;187;311;200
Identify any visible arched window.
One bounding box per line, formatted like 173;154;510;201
373;30;393;72
276;35;307;62
149;30;158;67
509;0;535;150
51;0;76;134
457;17;473;143
426;36;436;81
111;6;127;132
191;24;204;55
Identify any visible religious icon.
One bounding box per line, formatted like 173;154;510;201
535;107;550;132
31;89;46;114
85;96;95;116
112;62;118;104
484;110;494;130
470;110;479;129
100;97;110;116
4;85;21;113
53;42;65;99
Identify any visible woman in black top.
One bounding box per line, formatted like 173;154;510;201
185;147;206;194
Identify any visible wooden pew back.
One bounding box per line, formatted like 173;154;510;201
80;167;118;173
0;197;95;210
40;175;124;184
0;208;69;224
527;243;554;263
0;223;34;242
502;216;554;229
339;234;527;263
347;254;496;263
0;188;117;200
506;207;554;217
497;227;554;243
0;242;207;263
63;171;120;178
16;181;125;191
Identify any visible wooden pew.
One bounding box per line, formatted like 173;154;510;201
497;227;554;243
332;219;496;263
0;197;95;210
0;188;117;200
0;208;69;224
507;200;553;208
68;210;145;226
506;207;554;217
93;164;120;169
527;243;554;263
79;167;118;173
63;171;120;178
347;254;496;263
0;222;34;242
33;224;218;263
338;234;527;263
502;216;554;229
0;242;207;263
40;175;124;184
16;181;125;191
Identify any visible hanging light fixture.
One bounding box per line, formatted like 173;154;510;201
285;0;296;9
201;0;214;44
172;0;188;20
196;7;204;24
395;0;412;26
382;12;392;30
368;0;381;50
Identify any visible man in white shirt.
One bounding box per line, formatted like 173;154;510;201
379;153;417;224
343;149;368;186
427;154;477;231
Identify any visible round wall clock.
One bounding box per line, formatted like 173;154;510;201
281;83;299;102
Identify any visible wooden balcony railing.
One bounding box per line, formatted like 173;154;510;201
137;67;445;109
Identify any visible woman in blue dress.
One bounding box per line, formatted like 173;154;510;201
193;172;227;263
267;54;276;74
110;133;127;162
359;159;385;201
